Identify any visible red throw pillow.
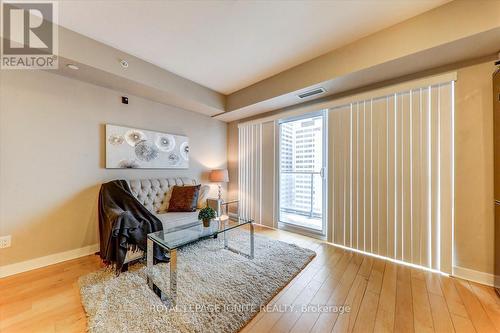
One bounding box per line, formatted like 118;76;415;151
167;185;201;212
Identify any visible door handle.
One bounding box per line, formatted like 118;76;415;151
495;200;500;206
320;167;325;179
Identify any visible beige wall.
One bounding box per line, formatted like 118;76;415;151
0;70;227;267
454;61;495;274
227;59;497;276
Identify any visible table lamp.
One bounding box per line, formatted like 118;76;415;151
209;169;229;201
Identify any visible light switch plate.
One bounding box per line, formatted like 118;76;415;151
0;235;11;249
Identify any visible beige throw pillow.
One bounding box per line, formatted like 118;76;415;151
158;187;173;213
197;185;210;209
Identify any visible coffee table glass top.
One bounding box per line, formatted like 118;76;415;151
148;217;253;251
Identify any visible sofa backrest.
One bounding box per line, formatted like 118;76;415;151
127;177;197;213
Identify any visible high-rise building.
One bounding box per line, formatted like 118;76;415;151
280;116;323;227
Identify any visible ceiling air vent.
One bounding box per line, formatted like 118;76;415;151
297;87;326;99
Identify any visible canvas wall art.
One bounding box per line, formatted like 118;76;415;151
105;124;189;169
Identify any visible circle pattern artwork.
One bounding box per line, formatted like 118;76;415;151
135;140;160;162
180;142;189;161
155;134;176;152
125;129;146;147
108;134;124;145
168;152;181;166
107;125;189;168
118;159;140;168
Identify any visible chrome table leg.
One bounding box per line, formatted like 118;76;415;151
147;238;175;307
223;229;228;249
224;223;254;259
250;222;254;259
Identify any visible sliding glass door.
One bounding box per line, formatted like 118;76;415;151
278;111;327;235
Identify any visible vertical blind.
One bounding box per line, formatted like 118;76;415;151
238;123;262;224
330;81;454;273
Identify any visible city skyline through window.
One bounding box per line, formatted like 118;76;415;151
279;114;325;232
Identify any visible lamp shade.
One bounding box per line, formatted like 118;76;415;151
209;169;229;182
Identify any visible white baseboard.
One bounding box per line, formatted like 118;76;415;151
453;265;495;287
0;243;99;278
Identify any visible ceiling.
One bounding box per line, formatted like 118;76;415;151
57;0;450;95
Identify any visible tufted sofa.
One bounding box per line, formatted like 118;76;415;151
123;177;202;263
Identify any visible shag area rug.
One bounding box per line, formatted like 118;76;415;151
79;230;316;333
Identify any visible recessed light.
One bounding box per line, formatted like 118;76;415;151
66;64;79;70
119;59;129;68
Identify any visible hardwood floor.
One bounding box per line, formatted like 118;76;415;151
1;226;499;333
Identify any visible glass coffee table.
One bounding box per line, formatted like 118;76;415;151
146;216;254;306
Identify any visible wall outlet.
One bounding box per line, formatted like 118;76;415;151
0;235;11;249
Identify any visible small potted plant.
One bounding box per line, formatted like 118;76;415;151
198;206;216;227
